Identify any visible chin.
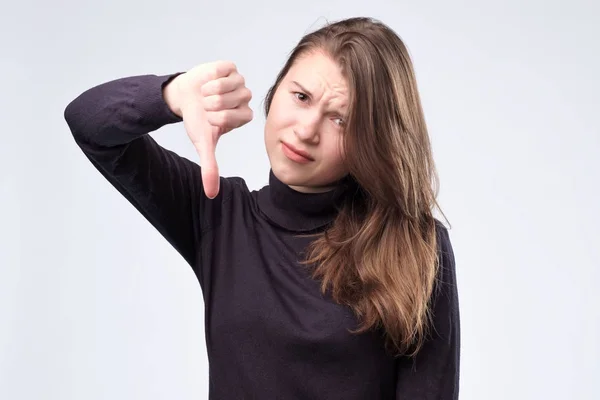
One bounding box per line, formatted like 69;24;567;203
271;162;310;186
272;162;344;193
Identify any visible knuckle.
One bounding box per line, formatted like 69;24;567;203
211;96;223;110
202;95;224;111
200;95;210;110
200;96;210;110
204;68;217;82
207;96;219;111
215;111;228;127
200;81;212;96
206;111;217;126
222;111;231;127
215;80;226;94
216;60;236;78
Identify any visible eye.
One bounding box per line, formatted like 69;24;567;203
293;92;309;102
333;117;345;126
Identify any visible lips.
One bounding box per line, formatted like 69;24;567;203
281;141;314;162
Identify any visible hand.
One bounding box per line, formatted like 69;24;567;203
165;61;253;199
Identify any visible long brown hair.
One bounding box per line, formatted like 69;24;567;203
264;17;448;357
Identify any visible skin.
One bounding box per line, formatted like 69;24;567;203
264;51;351;193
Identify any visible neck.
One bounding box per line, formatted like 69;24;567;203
255;169;353;232
288;184;338;194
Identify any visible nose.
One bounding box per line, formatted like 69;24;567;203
293;113;320;144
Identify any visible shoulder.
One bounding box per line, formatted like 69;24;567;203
433;218;457;287
219;175;251;198
434;219;454;259
197;175;253;231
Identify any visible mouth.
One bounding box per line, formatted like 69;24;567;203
281;141;314;163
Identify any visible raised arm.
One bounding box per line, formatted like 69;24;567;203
64;72;207;268
63;62;252;271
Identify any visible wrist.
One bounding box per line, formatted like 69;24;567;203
163;73;184;118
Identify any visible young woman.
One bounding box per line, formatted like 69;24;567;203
65;16;460;400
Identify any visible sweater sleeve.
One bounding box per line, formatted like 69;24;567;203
63;73;229;273
395;222;461;399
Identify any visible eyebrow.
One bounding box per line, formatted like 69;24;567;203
291;81;313;98
291;80;348;116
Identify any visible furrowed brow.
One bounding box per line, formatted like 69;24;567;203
291;81;313;98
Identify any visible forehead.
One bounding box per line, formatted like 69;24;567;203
285;51;349;94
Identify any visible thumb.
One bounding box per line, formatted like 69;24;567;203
197;123;220;199
183;110;220;199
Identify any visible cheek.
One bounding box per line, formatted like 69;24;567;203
321;135;346;169
264;112;286;159
265;105;293;138
264;103;279;139
265;114;281;144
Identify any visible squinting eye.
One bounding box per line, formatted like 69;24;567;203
334;117;344;126
294;92;308;102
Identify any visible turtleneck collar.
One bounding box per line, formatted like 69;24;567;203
256;169;352;232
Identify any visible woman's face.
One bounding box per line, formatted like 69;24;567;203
264;51;350;193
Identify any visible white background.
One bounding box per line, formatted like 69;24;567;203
1;0;599;399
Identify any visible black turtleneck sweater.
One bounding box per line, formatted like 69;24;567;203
63;73;460;400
